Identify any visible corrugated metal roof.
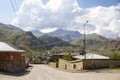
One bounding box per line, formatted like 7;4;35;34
53;52;80;56
73;53;109;59
0;42;25;52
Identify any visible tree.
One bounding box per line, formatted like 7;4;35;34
62;55;75;61
110;52;120;59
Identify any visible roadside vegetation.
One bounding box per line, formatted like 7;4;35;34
109;52;120;59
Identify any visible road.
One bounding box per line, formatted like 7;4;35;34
0;64;120;80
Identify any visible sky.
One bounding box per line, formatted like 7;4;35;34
0;0;120;38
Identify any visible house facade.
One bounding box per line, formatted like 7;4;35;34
58;53;120;71
0;42;26;72
59;59;120;71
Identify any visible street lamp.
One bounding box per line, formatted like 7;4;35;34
80;21;88;59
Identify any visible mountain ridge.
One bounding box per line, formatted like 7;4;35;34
0;23;120;54
72;33;120;54
0;23;70;53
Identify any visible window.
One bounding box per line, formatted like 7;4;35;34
73;64;76;69
65;64;67;69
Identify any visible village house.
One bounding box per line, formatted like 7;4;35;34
55;53;120;71
0;42;26;72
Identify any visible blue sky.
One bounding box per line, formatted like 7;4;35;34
0;0;119;24
0;0;120;37
0;0;22;24
78;0;120;8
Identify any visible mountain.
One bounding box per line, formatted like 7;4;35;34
0;23;70;53
30;30;43;37
72;33;120;53
0;23;23;32
38;34;70;49
72;33;108;50
1;23;120;54
48;29;83;42
103;39;120;52
0;23;43;53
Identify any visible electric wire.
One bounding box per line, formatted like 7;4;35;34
10;0;67;48
33;40;66;47
10;0;22;27
10;0;17;14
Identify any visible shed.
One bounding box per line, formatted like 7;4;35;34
0;42;26;72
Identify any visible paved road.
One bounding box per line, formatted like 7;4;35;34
0;64;120;80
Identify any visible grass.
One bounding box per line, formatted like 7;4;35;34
114;68;120;70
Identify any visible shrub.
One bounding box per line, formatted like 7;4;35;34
110;52;120;59
62;55;75;61
47;56;59;62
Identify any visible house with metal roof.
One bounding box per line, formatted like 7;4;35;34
58;53;120;71
73;53;109;60
0;42;26;72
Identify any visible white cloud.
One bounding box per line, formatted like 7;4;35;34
12;0;80;31
40;27;57;33
11;0;120;38
76;4;120;37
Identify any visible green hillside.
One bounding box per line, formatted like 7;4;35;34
38;34;70;49
0;23;70;54
72;33;120;54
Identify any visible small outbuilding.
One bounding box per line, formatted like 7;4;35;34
0;42;26;72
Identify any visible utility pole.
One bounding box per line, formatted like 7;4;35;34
81;21;88;59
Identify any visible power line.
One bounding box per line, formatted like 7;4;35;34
14;0;19;9
10;0;23;27
10;0;68;50
32;40;67;47
10;0;17;13
13;0;24;27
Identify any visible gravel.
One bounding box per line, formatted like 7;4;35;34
0;64;120;80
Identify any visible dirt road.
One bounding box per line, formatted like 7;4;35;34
0;64;120;80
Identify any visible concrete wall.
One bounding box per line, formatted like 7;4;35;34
59;59;83;71
83;59;120;69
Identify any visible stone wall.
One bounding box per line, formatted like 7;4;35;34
0;62;25;72
59;59;83;71
59;59;120;71
83;59;120;69
48;62;56;68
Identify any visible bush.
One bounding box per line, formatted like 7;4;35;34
110;52;120;59
47;56;59;62
62;55;75;61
